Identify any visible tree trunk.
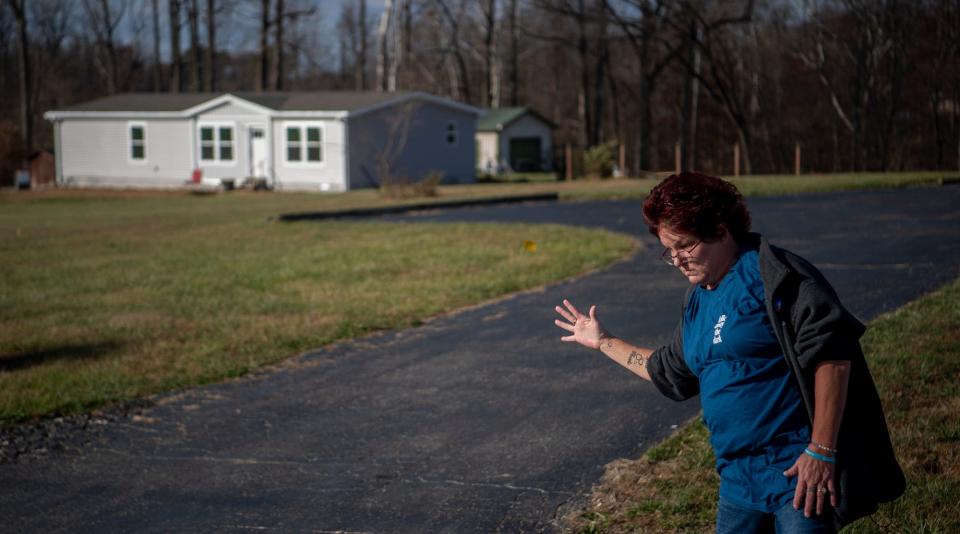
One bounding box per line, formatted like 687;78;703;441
257;0;268;92
187;0;201;91
590;4;608;147
272;0;284;90
507;0;518;106
205;0;215;92
734;118;753;175
483;0;496;107
681;18;702;172
357;0;367;90
152;0;163;91
87;0;120;94
376;0;392;91
9;0;32;162
576;0;591;146
170;0;182;93
638;76;653;172
388;0;404;91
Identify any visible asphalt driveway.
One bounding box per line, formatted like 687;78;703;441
2;186;958;533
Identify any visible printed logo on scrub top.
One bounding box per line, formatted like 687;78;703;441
713;314;727;344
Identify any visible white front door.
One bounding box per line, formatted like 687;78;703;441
248;126;268;178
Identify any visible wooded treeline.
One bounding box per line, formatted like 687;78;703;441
2;0;959;183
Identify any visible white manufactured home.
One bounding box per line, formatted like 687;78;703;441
44;91;480;191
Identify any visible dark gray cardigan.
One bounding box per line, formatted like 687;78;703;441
646;233;905;529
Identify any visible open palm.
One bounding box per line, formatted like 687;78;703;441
554;299;606;349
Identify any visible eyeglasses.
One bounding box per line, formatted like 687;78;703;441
660;239;702;266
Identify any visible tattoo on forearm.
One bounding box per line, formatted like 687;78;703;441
627;351;646;367
603;337;615;350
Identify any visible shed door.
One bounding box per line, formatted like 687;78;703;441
509;137;542;172
248;126;268;178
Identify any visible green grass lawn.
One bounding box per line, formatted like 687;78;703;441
0;191;637;424
564;277;960;533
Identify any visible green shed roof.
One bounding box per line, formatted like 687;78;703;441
477;107;556;132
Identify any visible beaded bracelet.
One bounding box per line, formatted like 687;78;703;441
804;448;837;464
810;441;838;455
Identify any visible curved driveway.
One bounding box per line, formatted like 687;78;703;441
2;186;959;533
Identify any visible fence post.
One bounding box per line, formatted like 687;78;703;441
619;143;626;178
674;142;681;175
565;143;573;181
794;142;801;176
734;143;740;177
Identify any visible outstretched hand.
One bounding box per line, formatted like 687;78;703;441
554;299;607;350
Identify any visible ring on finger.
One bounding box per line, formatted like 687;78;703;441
817;487;828;494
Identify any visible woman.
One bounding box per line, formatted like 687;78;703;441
554;173;904;533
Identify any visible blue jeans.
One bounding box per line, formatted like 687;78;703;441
716;497;836;534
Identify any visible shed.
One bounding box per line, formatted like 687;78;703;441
476;107;555;173
44;91;480;192
27;150;56;188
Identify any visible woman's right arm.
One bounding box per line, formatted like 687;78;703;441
597;335;654;382
554;299;654;382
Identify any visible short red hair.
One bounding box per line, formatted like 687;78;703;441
642;172;751;242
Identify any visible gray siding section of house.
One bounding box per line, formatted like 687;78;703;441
348;101;476;189
272;119;347;191
58;118;193;188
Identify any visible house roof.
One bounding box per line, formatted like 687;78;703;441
58;91;417;113
46;91;480;120
477;107;556;132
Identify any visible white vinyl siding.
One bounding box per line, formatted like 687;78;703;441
198;123;235;164
58;119;194;188
284;123;324;165
128;122;146;163
273;119;344;191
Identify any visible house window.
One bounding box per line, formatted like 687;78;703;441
286;127;301;161
128;123;146;161
219;127;233;160
445;121;458;147
285;124;323;164
198;124;235;163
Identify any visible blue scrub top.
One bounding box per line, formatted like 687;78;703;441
683;248;810;512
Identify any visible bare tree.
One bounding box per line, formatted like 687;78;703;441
28;0;75;110
529;0;611;146
433;0;472;102
272;0;284;89
6;0;31;162
358;0;367;90
337;0;369;90
481;0;500;107
376;0;393;91
152;0;163;91
205;0;215;92
667;0;757;173
170;0;183;92
82;0;127;94
387;0;407;91
186;0;201;91
795;0;913;171
679;6;702;171
257;0;269;91
361;101;421;192
507;0;519;105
